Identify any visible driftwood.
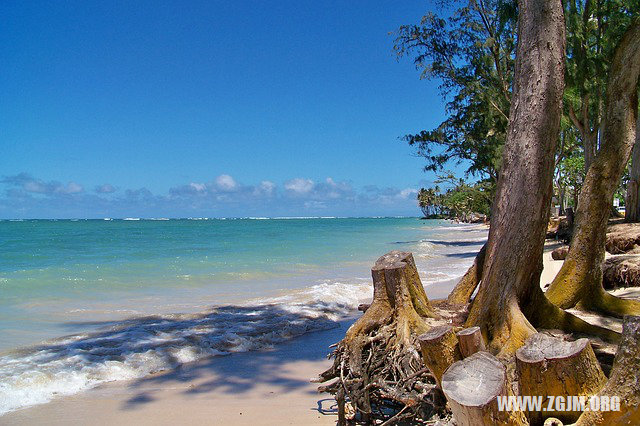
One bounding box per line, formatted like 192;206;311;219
317;251;442;424
576;315;640;425
441;351;526;426
417;325;461;388
456;326;486;358
516;333;606;423
551;245;569;260
605;222;640;254
602;255;640;289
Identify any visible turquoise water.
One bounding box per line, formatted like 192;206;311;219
0;217;486;415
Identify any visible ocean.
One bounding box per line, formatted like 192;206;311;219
0;217;487;415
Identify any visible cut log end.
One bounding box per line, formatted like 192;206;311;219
517;333;606;423
442;351;504;407
441;351;526;425
515;333;591;363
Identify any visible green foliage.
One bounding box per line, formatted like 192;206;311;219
394;0;518;183
557;154;586;207
417;173;492;219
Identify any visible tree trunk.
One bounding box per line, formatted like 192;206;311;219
626;114;640;223
584;130;598;172
545;20;640;317
576;315;640;425
441;351;527;425
464;0;567;354
318;251;439;424
516;333;606;424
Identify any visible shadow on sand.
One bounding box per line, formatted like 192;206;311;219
11;303;354;417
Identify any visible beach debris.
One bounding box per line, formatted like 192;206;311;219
603;255;640;288
551;245;569;260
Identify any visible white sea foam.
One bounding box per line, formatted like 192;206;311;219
0;280;371;416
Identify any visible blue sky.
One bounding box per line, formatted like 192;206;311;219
0;0;456;218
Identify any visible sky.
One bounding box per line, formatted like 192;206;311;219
0;0;458;218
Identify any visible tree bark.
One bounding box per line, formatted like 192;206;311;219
576;315;640;425
464;0;568;354
516;333;606;424
545;20;640;317
626;113;640;223
457;326;486;358
418;325;461;388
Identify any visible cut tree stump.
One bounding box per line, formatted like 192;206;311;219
602;255;640;289
516;333;606;424
441;351;527;425
576;315;640;425
417;325;461;387
456;326;486;358
318;251;441;425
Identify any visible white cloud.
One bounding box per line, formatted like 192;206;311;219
258;180;276;195
215;174;238;192
61;182;84;194
95;184;117;194
189;182;206;192
284;178;314;194
399;188;418;199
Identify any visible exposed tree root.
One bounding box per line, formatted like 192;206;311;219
526;288;621;344
317;251;446;424
447;243;486;305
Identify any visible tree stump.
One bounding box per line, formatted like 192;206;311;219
551;245;569;260
318;251;440;424
576;315;640;425
516;333;606;424
441;351;526;425
417;325;461;387
456;326;486;358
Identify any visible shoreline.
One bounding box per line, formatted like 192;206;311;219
0;223;489;423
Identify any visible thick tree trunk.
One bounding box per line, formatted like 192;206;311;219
516;333;606;424
545;20;640;317
318;251;439;424
626;114;640;222
464;0;566;354
576;315;640;425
